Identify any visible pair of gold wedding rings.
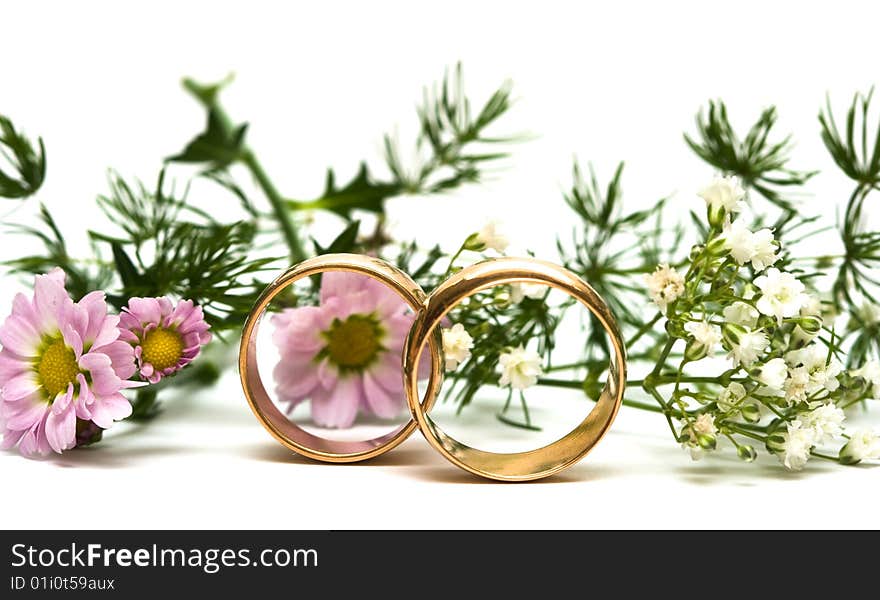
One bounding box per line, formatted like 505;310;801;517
239;254;626;481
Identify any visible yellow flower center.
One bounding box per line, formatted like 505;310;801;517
37;338;80;399
322;314;384;371
141;327;184;371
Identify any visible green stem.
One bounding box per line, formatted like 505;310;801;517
242;150;307;262
626;312;662;348
810;450;839;462
182;80;306;263
535;378;665;414
444;243;467;277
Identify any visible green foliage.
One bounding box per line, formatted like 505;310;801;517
820;89;880;311
392;62;516;194
313;220;361;255
5;204;113;300
168;109;248;171
558;161;670;358
291;164;403;220
685;101;815;215
820;88;880;187
89;171;276;331
396;240;444;289
288;63;519;219
0;115;46;199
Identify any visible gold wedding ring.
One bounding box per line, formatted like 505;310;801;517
403;257;626;481
239;254;443;463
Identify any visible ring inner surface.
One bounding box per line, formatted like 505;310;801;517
406;261;625;479
244;258;440;458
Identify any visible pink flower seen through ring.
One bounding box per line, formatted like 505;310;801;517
271;271;430;429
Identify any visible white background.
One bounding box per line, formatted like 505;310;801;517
1;0;879;529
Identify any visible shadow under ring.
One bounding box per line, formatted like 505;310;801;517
403;257;627;481
240;253;443;463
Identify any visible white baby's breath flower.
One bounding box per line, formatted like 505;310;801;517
720;219;780;272
644;263;685;313
717;382;748;411
749;228;779;272
783;366;811;405
693;413;717;436
699;175;745;215
721;218;755;265
754;268;808;324
510;282;545;303
727;328;769;367
839;428;880;464
680;414;717;461
723;301;760;328
777;421;815;471
785;344;843;396
851;359;880;399
754;357;788;389
684;319;722;357
441;323;474;371
796;403;845;445
498;346;543;390
474;221;509;253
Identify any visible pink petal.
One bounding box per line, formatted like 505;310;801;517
384;313;414;352
316;357;338;390
101;340;137;380
0;350;28;380
273;354;319;403
310;375;361;428
0;315;41;357
334;290;376;320
77;291;108;342
33;271;72;333
363;277;409;318
89;393;132;428
320;271;368;303
369;354;404;394
271;306;325;354
362;369;405;418
125;297;162;326
65;302;89;341
86;363;124;396
165;298;192;327
51;383;75;415
45;401;76;453
90;314;121;350
3;399;48;430
61;323;83;358
45;267;67;285
1;372;40;402
0;426;26;450
78;351;112;372
18;425;47;456
75;374;94;420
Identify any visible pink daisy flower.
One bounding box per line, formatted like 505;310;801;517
119;297;212;383
0;268;139;457
272;271;429;429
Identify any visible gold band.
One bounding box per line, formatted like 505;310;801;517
403;257;626;481
239;253;443;463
